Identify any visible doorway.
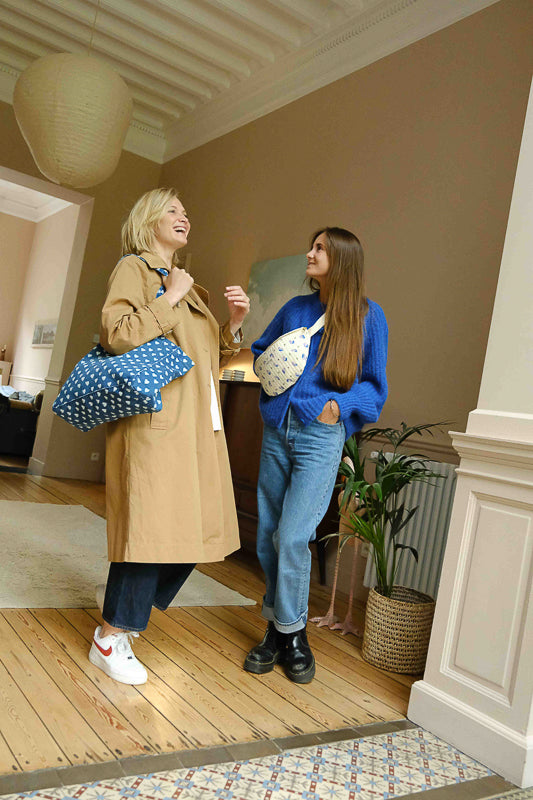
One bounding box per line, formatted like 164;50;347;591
0;166;93;474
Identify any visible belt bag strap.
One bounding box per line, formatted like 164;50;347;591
307;313;326;337
255;313;326;397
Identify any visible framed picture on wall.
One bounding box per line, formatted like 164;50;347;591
32;319;57;348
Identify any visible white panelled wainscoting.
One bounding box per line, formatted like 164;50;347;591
408;79;533;789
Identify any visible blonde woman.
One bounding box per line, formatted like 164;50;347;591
245;227;388;683
90;188;249;685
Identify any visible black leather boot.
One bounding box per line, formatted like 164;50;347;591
281;626;315;683
244;622;283;674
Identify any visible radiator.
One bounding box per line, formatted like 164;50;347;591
363;457;457;600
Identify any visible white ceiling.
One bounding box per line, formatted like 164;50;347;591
0;0;499;165
0;178;71;221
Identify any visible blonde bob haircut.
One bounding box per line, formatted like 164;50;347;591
121;187;183;265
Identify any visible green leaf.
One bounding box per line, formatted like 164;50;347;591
372;482;383;501
394;543;419;562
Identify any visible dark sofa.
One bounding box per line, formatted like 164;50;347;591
0;391;43;457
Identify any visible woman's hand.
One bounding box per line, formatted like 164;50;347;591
224;285;250;334
317;399;340;425
163;267;194;306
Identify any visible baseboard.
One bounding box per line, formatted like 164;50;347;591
408;680;533;788
28;456;44;476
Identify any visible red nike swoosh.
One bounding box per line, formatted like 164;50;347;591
93;639;112;657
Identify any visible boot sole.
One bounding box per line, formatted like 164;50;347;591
285;659;316;684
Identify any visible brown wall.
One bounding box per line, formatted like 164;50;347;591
161;0;533;458
0;211;35;363
1;99;162;478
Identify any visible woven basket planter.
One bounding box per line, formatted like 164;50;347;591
362;586;436;674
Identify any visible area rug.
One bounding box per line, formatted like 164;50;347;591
0;501;255;609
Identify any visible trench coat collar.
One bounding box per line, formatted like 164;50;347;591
138;251;208;313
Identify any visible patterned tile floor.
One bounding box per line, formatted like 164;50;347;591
0;726;507;800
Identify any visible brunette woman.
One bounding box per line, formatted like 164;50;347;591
244;227;387;683
90;187;249;685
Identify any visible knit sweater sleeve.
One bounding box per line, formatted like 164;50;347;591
251;298;296;361
333;300;388;430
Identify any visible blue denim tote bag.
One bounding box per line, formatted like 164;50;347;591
52;256;194;432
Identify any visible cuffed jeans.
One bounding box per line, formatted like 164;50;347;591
256;408;345;634
102;562;196;632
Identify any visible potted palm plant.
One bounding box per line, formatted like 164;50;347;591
335;422;446;674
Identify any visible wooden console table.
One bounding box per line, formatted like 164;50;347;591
220;378;337;584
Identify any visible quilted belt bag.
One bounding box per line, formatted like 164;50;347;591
255;313;325;397
52;256;194;432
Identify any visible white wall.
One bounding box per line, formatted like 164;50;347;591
11;203;79;393
0;211;35;364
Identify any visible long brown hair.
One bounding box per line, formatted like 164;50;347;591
310;227;368;390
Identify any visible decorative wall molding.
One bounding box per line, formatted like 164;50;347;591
409;681;533;787
452;430;533;470
410;431;533;787
368;431;458;464
0;190;71;222
445;490;532;705
124;119;166;164
10;373;46;388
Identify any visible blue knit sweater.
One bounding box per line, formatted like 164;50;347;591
251;292;388;441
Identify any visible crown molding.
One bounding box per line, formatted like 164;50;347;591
0;62;17;104
123;119;167;164
163;0;501;162
1;0;502;167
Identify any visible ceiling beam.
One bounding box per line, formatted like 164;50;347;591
89;8;231;90
147;0;277;62
0;22;198;114
201;0;303;47
0;46;31;74
131;106;167;130
261;0;330;34
124;87;181;123
33;0;252;78
329;0;365;11
0;27;49;62
97;0;254;75
1;0;214;101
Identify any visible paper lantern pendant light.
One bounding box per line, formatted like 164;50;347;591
13;53;133;188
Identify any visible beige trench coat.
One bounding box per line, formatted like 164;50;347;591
100;251;241;563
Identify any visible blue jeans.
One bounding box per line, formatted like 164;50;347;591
102;562;196;632
256;409;345;634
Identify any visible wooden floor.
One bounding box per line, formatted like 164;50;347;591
0;472;415;776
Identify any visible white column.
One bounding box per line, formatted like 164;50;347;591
408;78;533;788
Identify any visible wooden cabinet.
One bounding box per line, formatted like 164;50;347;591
220;381;262;555
0;361;12;385
220;380;336;583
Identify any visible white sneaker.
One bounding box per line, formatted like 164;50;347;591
95;584;105;613
89;625;148;685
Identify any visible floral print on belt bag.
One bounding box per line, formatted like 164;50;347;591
255;314;325;397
